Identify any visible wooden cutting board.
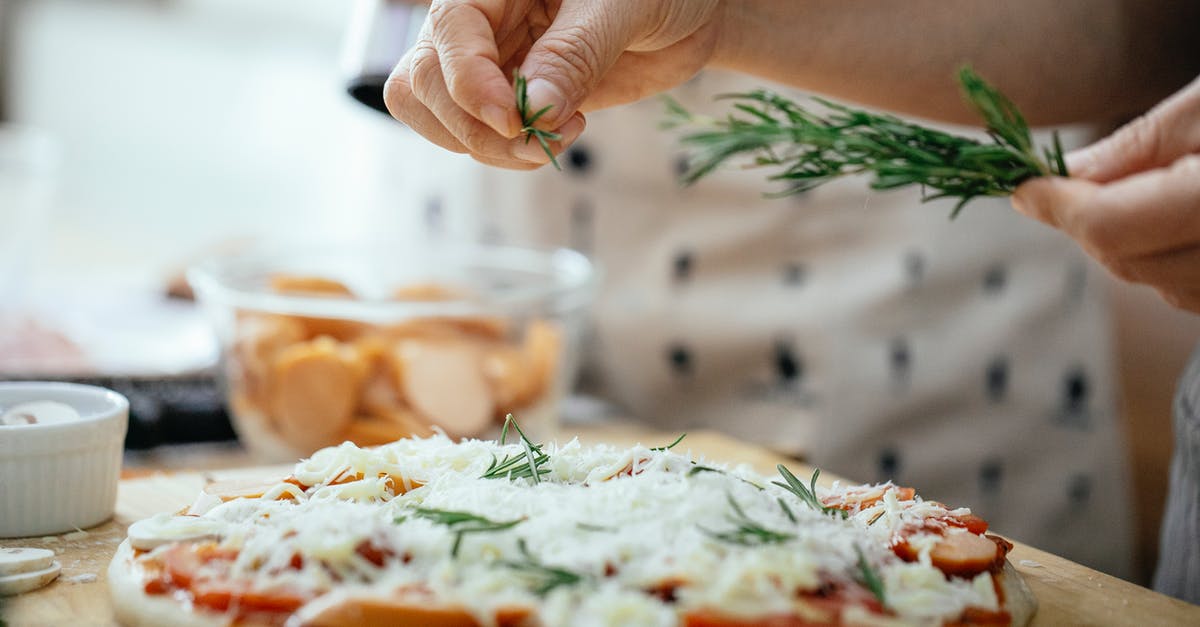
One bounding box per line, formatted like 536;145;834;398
2;426;1198;626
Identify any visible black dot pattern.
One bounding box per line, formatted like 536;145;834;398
1067;474;1092;505
672;250;694;283
667;343;693;377
890;338;912;384
904;251;926;286
774;342;803;385
673;155;691;181
565;143;593;175
983;263;1007;294
878;447;901;480
1064;367;1090;413
986;356;1009;403
782;262;807;286
979;459;1004;495
424;196;443;234
1054;367;1093;430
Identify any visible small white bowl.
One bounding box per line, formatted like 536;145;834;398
0;382;128;538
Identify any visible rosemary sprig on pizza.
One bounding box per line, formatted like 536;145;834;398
110;420;1034;626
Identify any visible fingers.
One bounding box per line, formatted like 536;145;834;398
384;26;587;168
1013;155;1200;313
518;1;636;129
384;50;469;154
426;0;521;137
1014;156;1200;259
1066;75;1200;182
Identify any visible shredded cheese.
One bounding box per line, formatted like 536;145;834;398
130;434;1002;625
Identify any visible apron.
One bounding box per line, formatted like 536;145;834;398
342;4;1134;578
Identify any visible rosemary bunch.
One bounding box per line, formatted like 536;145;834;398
514;71;562;170
667;67;1067;217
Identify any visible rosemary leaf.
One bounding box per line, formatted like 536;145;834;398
651;433;687;451
501;539;587;595
856;546;888;606
403;507;523;558
701;493;795;546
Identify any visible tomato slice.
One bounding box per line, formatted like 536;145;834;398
147;542;309;621
191;584;307;615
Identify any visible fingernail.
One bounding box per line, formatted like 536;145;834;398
1064;148;1090;177
513;137;551;164
481;104;513;137
524;78;567;127
557;114;586;145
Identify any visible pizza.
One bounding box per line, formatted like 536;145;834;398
109;424;1035;626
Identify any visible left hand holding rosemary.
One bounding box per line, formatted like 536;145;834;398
1013;75;1200;313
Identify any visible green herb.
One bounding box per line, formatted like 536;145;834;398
514;71;562;170
576;522;616;533
701;493;795;546
482;415;552;483
776;497;797;523
856;546;888;606
773;466;847;519
400;507;523;557
666;67;1067;218
501;538;587;595
651;433;687;451
688;464;722;477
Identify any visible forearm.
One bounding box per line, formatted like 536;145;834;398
712;0;1200;126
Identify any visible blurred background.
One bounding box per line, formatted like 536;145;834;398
3;0;1200;586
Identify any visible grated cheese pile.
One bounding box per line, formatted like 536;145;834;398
131;434;999;626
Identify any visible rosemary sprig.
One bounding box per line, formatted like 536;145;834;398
773;465;847;519
514;71;562;170
501;538;587;595
701;493;795;546
688;464;722;477
398;508;523;557
576;522;616;533
651;433;687;451
856;546;888;606
667;67;1067;218
482;415;552;483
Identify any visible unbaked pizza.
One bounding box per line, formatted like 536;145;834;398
109;422;1035;626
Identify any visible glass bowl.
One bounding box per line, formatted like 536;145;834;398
188;242;595;461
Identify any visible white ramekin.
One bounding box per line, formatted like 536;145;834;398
0;382;129;538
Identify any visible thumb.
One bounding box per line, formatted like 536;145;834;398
1066;75;1200;183
517;1;637;128
1012;176;1101;229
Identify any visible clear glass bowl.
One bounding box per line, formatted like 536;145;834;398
188;242;596;461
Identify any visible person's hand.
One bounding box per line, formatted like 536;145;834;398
1013;76;1200;313
382;0;722;169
